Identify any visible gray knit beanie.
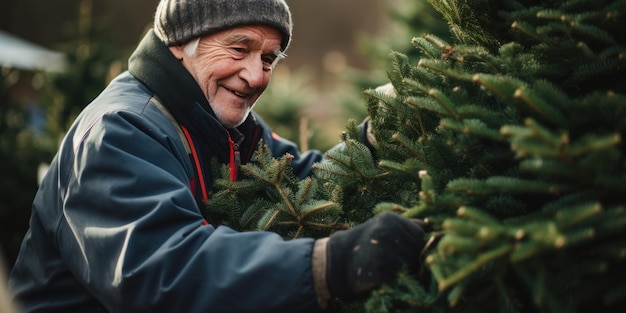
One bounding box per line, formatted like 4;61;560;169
154;0;293;51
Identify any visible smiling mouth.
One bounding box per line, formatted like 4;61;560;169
225;87;249;98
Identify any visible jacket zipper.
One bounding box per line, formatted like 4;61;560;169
228;129;245;182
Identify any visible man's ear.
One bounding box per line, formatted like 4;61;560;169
169;45;185;60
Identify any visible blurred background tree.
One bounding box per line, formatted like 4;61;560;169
0;0;125;266
0;67;54;267
40;0;125;139
351;0;451;88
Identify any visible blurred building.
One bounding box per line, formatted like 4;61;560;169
0;30;66;72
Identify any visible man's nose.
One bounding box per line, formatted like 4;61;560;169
240;56;266;88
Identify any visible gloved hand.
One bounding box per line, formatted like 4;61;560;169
325;212;425;300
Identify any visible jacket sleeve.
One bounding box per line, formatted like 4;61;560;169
56;110;321;313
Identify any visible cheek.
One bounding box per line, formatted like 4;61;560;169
191;64;219;94
196;61;235;88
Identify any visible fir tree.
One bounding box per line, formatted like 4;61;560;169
208;0;626;312
346;0;626;312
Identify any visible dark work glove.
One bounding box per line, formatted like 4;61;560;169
326;212;425;300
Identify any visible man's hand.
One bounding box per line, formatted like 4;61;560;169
325;212;425;300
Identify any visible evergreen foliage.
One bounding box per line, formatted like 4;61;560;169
208;0;626;312
207;142;346;239
357;0;626;311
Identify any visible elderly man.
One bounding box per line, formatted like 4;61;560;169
9;1;425;312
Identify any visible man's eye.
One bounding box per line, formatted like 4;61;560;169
262;56;276;66
231;47;246;54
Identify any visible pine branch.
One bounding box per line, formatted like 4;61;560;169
206;141;343;239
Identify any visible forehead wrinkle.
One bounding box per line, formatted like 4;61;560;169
222;34;282;57
225;34;253;45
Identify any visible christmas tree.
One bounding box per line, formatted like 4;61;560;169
207;0;626;312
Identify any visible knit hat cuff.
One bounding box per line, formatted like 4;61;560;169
154;0;293;51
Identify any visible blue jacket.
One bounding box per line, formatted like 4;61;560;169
9;30;326;313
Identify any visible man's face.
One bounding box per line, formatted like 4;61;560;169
171;25;283;128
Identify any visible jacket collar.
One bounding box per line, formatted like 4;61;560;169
128;29;213;125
